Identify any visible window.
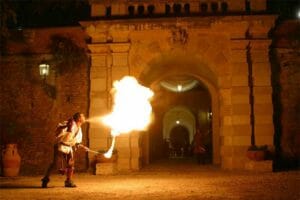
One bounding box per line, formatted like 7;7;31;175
245;0;251;13
165;4;171;15
148;5;155;15
173;4;182;15
184;4;190;14
221;2;228;13
211;2;218;13
128;6;135;16
106;6;111;17
138;5;145;15
200;3;208;13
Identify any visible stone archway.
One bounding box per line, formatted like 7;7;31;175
163;106;196;144
139;51;220;165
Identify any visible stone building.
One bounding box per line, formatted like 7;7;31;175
80;0;276;171
0;0;299;175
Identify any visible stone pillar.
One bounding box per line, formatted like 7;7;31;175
88;44;112;166
249;40;274;149
220;40;251;169
109;42;136;171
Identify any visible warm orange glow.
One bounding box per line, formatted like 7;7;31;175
102;76;154;158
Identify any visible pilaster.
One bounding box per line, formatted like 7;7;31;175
249;40;274;148
220;39;251;169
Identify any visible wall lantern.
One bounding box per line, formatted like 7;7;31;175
39;61;50;78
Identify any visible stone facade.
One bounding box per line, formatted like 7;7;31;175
80;0;277;170
0;27;89;174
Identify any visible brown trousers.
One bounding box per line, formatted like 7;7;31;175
43;144;75;181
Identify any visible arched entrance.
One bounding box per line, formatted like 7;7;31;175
139;51;219;165
169;125;190;157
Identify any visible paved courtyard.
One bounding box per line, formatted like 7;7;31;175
0;159;299;200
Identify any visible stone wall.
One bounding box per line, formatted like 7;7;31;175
0;27;89;175
272;20;300;162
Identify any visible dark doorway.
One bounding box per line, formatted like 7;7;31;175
169;125;190;158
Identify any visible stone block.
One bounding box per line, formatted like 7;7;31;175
253;76;271;86
232;94;249;104
253;86;272;94
232;76;248;86
254;103;273;114
232;63;248;75
251;50;269;62
226;0;244;11
95;163;117;175
254;94;272;104
116;147;131;158
218;76;232;89
222;116;232;126
221;125;233;136
130;137;140;148
250;0;267;11
131;147;141;158
89;106;108;118
88;44;110;53
232;157;248;169
89;138;108;150
232;104;251;115
90;97;107;109
221;146;233;156
90;67;106;79
220;105;232;116
231;50;247;62
255;135;274;146
254;124;274;136
232;115;250;125
245;160;273;172
232;136;251;146
112;67;129;81
90;78;107;92
230;40;248;50
89;127;110;138
117;158;131;171
112;53;128;66
115;138;130;148
233;125;252;136
91;55;106;67
255;115;273;124
252;62;271;75
91;4;105;17
232;86;250;95
221;157;233;169
220;89;232;105
131;157;141;170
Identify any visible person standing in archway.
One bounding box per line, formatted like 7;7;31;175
192;129;206;164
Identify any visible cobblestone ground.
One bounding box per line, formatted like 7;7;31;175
0;159;299;200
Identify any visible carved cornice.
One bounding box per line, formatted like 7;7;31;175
80;15;277;41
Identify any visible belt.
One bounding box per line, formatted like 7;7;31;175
60;142;72;147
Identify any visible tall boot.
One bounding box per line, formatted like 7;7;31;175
41;176;50;188
65;167;76;187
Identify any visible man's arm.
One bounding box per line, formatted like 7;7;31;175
75;143;89;152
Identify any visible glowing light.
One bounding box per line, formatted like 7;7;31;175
176;120;180;124
102;76;154;157
177;85;182;91
298;10;300;19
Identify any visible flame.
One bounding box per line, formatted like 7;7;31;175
102;76;153;158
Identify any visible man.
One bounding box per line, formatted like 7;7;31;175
41;112;89;188
192;129;206;164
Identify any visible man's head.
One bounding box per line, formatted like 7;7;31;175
73;112;85;124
